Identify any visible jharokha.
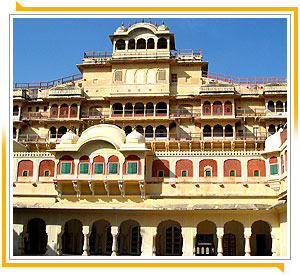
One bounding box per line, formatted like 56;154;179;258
13;20;287;257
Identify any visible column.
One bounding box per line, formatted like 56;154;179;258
77;105;80;120
211;103;213;116
271;228;277;256
45;225;60;255
193;159;199;183
82;225;91;256
57;225;64;256
244;227;252;256
54;159;59;178
216;227;224;256
111;226;119;256
13;224;24;255
152;227;157;256
33;159;40;184
74;159;79;178
222;103;225;116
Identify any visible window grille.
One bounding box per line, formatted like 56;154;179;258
254;170;260;177
44;170;50;177
22;170;28;177
158;70;166;81
127;162;138;174
130;225;141;255
61;162;71;174
230;170;235;177
182;170;187;177
223;233;236;256
115;71;122;82
165;226;182;255
94;163;104;174
270;164;278;175
158;170;164;177
79;163;89;174
109;163;118;174
205;169;212;177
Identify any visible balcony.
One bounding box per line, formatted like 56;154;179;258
13;89;27;99
81;111;109;119
18;134;48;143
169;109;201;118
110;109;168;119
236;108;266;117
20;112;49;120
48;86;83;97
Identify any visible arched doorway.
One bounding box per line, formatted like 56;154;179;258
196;221;217;256
89;220;113;255
156;220;182;256
62;219;83;255
24;218;47;255
223;221;245;256
118;220;142;256
250;221;272;256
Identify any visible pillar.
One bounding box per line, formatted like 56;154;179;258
57;225;64;256
111;226;119;256
45;225;59;255
244;227;252;256
33;159;40;184
216;227;224;256
152;227;157;256
74;159;79;177
82;225;91;256
271;228;277;256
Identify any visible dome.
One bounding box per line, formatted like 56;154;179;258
116;22;128;33
264;129;283;152
126;129;145;144
60;130;79;144
158;21;169;31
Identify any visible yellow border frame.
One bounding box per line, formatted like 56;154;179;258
3;3;298;272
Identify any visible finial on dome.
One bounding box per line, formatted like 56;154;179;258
134;19;137;24
122;21;124;26
128;22;131;27
162;19;165;25
149;18;151;24
155;22;157;27
142;18;144;23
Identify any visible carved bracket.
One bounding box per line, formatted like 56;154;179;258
89;181;95;196
104;181;110;197
139;180;146;199
54;181;62;198
72;181;81;198
118;181;125;197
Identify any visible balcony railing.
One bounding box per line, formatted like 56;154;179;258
202;71;287;85
236;108;266;117
13;74;82;90
83;51;113;59
20;112;49;120
110;109;168;118
18;134;48;143
81;111;109;119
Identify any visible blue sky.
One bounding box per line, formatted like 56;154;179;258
13;18;287;83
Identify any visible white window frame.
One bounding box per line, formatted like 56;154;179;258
60;161;72;174
204;167;212;177
79;162;90;174
126;161;139;175
93;162;104;174
108;162;119;174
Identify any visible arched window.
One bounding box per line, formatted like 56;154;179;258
58;155;74;175
13;105;19;116
125;125;132;135
147;69;155;83
276;101;283;112
155;125;167;138
213;125;223;137
112;103;123;116
57;126;67;138
145;125;154;138
156;102;167;116
78;155;90;175
49;127;56;138
269;156;278;175
224;101;232;115
146;102;154;116
136;125;144;135
39;160;55;177
147;38;155;49
203;125;211;137
18;160;34;177
213;101;222;116
268;101;275;112
50;104;58;118
176;159;193;177
152;159;170;177
70;104;77;118
224;159;241;177
247;159;266;177
268;124;276;136
93;156;105;175
225;125;233;137
137;38;146;49
157;38;167;49
24;218;47;255
124;103;133;116
116;39;125;50
128;39;135;50
108;155;119;175
203;101;211;116
59;104;69;118
134;102;144;116
89;106;102;117
124;155;141;175
199;159;218;177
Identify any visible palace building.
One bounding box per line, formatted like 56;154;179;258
12;20;287;257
